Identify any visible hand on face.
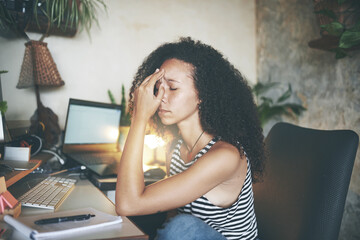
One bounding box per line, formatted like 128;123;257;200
133;69;165;121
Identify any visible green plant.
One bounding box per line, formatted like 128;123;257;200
0;0;107;38
0;70;8;114
108;84;131;126
0;101;7;114
252;82;306;127
34;0;106;36
314;0;360;59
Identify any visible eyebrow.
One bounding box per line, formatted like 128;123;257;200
163;78;180;83
163;74;193;83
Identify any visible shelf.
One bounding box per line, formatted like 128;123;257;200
308;35;360;52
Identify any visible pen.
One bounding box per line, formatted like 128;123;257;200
34;214;95;225
49;166;86;176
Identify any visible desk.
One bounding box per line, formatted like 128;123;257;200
3;174;148;240
4;160;41;187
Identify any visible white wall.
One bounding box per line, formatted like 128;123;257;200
0;0;256;130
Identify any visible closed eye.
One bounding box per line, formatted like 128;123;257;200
170;87;178;90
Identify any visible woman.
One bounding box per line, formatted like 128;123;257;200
116;37;265;240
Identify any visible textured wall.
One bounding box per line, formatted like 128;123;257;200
256;0;360;239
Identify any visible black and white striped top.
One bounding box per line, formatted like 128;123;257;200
169;137;258;240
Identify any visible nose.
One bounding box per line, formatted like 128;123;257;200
161;94;167;103
161;88;168;103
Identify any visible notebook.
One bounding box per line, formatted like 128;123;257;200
4;207;122;240
62;98;122;177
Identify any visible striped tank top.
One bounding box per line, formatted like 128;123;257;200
169;137;258;240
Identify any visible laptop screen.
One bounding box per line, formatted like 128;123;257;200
64;99;122;145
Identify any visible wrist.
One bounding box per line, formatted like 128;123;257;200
131;114;149;128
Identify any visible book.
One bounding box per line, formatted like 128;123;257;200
4;207;122;240
0;191;18;210
0;176;21;218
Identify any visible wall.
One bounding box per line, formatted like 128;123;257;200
256;0;360;239
0;0;256;130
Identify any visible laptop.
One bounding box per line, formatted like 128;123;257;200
62;98;122;177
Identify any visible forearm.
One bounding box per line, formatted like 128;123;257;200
116;68;164;215
115;117;147;214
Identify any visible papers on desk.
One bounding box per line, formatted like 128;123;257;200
4;207;122;240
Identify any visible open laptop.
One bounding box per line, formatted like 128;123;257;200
62;98;122;177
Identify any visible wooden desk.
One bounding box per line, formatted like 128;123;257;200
4;160;41;187
3;174;148;240
3;151;54;187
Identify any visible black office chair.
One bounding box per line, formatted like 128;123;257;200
253;122;359;240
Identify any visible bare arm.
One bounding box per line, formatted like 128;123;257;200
117;138;244;216
116;68;165;215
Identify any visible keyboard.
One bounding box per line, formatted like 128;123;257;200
18;177;77;210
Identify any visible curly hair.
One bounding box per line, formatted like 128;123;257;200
129;37;265;182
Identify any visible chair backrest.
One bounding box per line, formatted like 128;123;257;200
253;122;359;240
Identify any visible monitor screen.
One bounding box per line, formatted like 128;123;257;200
64;102;121;145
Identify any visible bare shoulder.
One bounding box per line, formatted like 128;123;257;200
195;140;246;177
210;140;245;162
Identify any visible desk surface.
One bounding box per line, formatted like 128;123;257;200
4;160;41;187
3;174;148;240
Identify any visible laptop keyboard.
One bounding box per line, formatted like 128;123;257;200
69;152;121;165
18;177;76;210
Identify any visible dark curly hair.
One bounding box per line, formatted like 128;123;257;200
129;37;265;182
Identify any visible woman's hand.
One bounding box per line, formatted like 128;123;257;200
133;69;165;121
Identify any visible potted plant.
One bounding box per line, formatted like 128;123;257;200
309;0;360;59
0;0;107;38
252;82;306;127
108;84;131;151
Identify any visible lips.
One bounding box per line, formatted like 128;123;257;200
158;108;170;115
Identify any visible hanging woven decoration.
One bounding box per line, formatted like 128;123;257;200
17;40;64;148
17;40;64;88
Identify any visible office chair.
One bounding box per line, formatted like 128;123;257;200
253;122;359;240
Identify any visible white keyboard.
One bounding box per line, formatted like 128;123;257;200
18;177;77;210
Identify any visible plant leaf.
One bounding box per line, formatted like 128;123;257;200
320;22;344;36
253;81;307;126
252;82;279;97
120;84;131;126
349;21;360;32
334;48;347;59
282;103;307;116
277;84;292;103
0;101;7;114
258;105;288;126
260;96;273;105
108;90;116;104
339;30;360;49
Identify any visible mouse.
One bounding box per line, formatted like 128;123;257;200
144;168;166;179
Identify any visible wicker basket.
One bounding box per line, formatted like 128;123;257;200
17;40;64;89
